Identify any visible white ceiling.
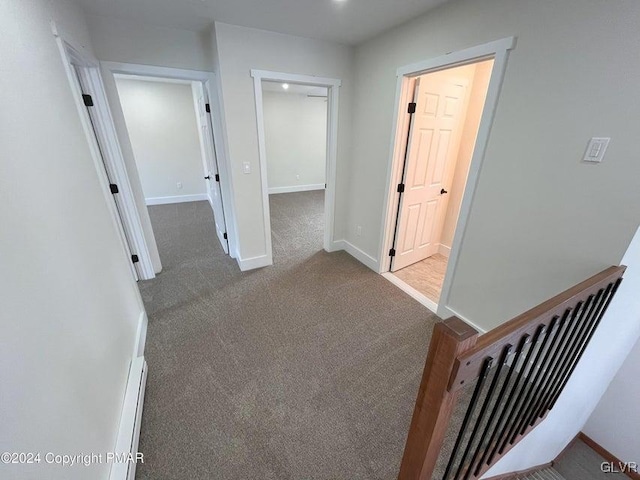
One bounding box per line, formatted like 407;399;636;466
262;81;328;96
75;0;449;46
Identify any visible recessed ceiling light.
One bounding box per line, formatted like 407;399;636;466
282;83;290;90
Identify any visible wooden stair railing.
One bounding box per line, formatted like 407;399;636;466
398;265;626;480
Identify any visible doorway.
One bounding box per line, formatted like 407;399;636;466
380;38;516;318
251;70;341;267
260;80;328;258
58;54;236;280
113;74;229;260
391;60;493;303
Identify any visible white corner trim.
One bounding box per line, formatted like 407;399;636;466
145;194;209;206
236;254;273;272
109;357;147;480
334;240;380;272
133;311;147;358
382;272;439;314
439;244;451;258
268;184;325;194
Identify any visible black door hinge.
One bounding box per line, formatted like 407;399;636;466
82;94;94;107
205;103;211;113
389;248;396;257
215;174;220;182
223;232;228;240
408;102;416;114
109;184;119;194
131;255;139;264
397;183;405;193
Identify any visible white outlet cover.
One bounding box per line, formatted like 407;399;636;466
177;182;183;189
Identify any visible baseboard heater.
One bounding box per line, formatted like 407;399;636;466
109;356;148;480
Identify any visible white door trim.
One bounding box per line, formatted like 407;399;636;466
250;69;341;264
379;37;517;320
98;62;238;261
53;31;155;281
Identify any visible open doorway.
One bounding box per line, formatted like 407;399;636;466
251;70;341;267
113;74;229;265
59;54;235;281
390;60;493;304
260;80;328;259
380;38;516;317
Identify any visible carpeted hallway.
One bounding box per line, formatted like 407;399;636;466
136;191;439;479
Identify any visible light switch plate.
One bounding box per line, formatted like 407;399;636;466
242;162;251;174
583;137;610;163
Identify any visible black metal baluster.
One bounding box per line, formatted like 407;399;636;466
501;317;558;449
488;326;544;463
472;342;526;477
547;287;609;410
510;311;568;443
531;295;595;421
523;306;580;428
477;335;530;472
461;348;512;480
549;279;620;409
514;310;570;438
443;357;494;480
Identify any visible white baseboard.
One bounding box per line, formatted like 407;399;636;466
109;356;147;480
133;311;147;358
268;184;325;194
236;254;272;271
145;193;208;205
382;272;439;314
439;244;451;258
333;239;380;272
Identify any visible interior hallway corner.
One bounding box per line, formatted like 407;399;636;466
135;192;439;479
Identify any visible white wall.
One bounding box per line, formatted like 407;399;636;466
350;0;640;331
263;91;327;192
85;14;218;272
214;21;354;261
583;335;640;463
0;0;144;478
115;78;207;202
441;60;492;251
85;14;214;72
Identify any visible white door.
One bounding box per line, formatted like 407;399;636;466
391;68;471;272
73;66;141;280
195;82;229;254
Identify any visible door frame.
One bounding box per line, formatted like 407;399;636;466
99;62;238;265
250;69;341;264
54;33;154;280
379;37;516;320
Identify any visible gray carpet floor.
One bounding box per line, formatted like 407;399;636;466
554;439;627;480
516;439;628;479
136;191;439;479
